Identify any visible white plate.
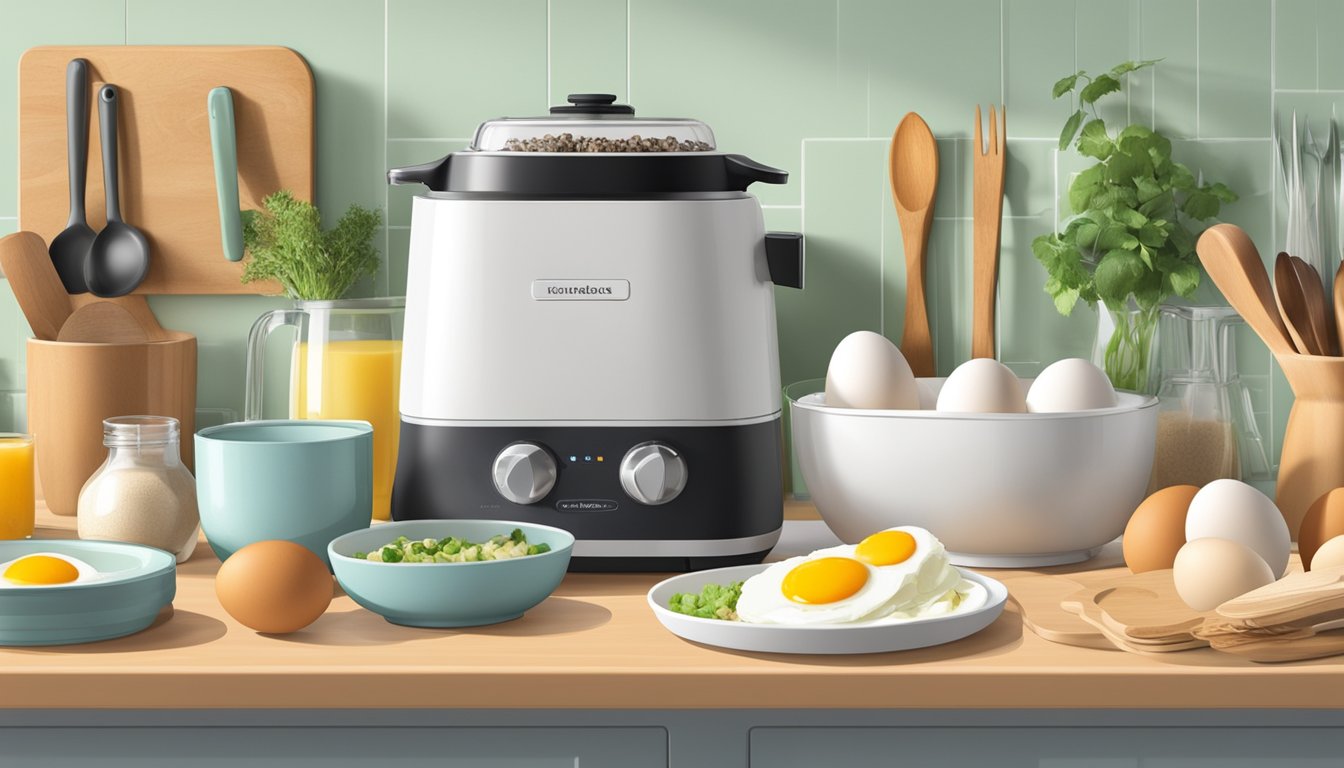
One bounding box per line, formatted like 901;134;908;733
647;564;1007;655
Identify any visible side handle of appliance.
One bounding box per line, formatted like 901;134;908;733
724;154;788;188
765;232;804;289
387;155;452;189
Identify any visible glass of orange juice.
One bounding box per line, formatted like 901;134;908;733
245;298;404;521
0;434;35;539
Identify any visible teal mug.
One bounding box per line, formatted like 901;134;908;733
195;420;373;566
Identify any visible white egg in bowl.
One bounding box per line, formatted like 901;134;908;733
786;375;1158;567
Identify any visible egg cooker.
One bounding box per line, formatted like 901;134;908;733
388;94;804;571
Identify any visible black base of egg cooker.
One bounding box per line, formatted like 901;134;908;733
391;418;784;572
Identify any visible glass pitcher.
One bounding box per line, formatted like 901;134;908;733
245;298;404;521
1148;305;1271;492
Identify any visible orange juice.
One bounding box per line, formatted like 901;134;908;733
291;340;402;521
0;435;35;539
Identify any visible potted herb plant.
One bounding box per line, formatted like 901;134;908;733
1032;60;1238;392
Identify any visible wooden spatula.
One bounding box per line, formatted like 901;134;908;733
1290;255;1338;355
57;300;149;343
1196;224;1297;355
1215;565;1344;626
0;231;72;340
972;105;1006;360
1274;252;1321;354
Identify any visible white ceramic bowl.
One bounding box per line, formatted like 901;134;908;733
787;378;1158;567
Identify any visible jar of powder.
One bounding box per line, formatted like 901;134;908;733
77;416;200;563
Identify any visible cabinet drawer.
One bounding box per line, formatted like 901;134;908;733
750;726;1342;767
0;726;667;768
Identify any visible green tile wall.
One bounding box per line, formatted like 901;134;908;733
0;0;1328;491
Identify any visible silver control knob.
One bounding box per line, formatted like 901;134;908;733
492;443;557;505
619;442;688;506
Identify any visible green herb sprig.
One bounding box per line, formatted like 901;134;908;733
1033;60;1237;316
240;190;382;300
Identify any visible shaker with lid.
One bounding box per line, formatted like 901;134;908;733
77;416;200;562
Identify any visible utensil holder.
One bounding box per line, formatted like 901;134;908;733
26;332;196;516
1276;354;1344;539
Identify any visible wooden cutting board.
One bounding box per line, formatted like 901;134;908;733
1006;575;1115;651
1059;570;1212;653
18;46;314;295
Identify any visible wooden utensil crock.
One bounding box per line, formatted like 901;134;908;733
1277;353;1344;540
26;332;196;516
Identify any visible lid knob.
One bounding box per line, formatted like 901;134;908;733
551;93;635;115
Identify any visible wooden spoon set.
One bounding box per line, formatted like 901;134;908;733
1014;567;1344;662
1196;224;1344;538
889;106;1005;376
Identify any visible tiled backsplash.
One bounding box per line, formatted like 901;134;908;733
0;0;1331;486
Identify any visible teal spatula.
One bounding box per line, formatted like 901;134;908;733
208;86;244;262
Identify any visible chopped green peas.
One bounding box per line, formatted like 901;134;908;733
358;530;551;563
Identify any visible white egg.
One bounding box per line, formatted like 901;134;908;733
935;358;1026;413
0;552;102;587
1026;358;1117;413
1309;535;1344;571
823;331;919;410
1185;479;1291;577
1173;537;1276;611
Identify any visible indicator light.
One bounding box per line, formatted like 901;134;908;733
596;456;604;462
569;455;577;462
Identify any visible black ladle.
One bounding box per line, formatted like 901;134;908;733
85;84;149;297
47;58;93;294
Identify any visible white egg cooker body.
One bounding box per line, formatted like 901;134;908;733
393;194;799;570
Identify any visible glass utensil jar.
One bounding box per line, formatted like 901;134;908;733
78;416;200;563
245;297;404;522
1148;306;1270;491
0;434;34;539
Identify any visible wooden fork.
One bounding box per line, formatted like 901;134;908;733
972;104;1007;360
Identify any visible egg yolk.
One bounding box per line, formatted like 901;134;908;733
781;557;869;604
855;530;917;566
3;555;79;585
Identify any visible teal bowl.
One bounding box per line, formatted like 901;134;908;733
329;520;574;628
0;540;175;646
195;419;373;567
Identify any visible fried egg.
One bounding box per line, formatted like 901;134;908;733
0;552;101;587
735;526;969;626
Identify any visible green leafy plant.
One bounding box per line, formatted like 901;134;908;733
1032;59;1238;391
241;190;382;300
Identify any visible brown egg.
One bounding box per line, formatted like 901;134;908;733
1123;484;1199;573
215;540;333;634
1299;488;1344;570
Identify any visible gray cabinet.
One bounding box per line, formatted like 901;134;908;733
0;726;667;768
749;727;1344;767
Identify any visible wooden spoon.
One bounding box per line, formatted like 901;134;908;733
57;300;149;343
1290;255;1338;355
1274;252;1323;355
1196;224;1296;355
889;112;939;377
0;231;72;340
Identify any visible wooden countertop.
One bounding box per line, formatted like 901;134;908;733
3;503;1343;710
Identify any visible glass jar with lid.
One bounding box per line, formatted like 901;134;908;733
77;416;200;562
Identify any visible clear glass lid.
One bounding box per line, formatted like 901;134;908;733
469;94;716;152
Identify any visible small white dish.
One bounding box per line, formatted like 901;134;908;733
646;564;1007;655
